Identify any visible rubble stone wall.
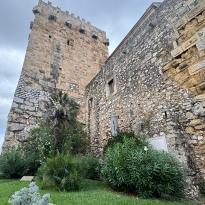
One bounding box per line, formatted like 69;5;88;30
86;0;205;195
3;0;108;149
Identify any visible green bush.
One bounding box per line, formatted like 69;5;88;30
198;181;205;195
103;131;147;153
37;154;81;191
101;136;185;198
60;121;89;155
0;149;27;179
77;154;100;180
22;123;54;163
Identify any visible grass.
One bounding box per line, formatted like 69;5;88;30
0;179;194;205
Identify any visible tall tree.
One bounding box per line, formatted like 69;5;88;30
48;91;80;153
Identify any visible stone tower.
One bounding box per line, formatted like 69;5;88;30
3;0;109;149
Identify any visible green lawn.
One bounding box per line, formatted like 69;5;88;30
0;179;194;205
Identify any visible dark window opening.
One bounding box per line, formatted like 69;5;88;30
33;9;40;15
108;79;114;95
140;123;144;131
88;98;93;109
67;39;74;46
65;21;72;28
149;22;156;29
48;15;57;21
30;22;33;30
92;34;98;40
164;111;168;119
104;41;109;46
59;67;62;71
49;35;52;39
79;28;85;34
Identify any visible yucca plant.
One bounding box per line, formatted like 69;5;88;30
37;154;81;191
0;148;26;179
48;91;80;153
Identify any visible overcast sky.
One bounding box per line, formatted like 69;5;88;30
0;0;163;149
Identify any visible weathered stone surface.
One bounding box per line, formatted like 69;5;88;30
9;123;25;131
2;0;205;198
85;0;205;197
20;176;34;182
3;0;108;150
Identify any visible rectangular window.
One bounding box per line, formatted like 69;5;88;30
111;116;118;136
108;79;114;95
48;15;57;21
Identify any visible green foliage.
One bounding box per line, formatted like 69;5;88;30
37;154;81;191
0;179;193;205
51;91;80;122
21;123;54;175
101;136;186;198
22;123;54;163
0;149;27;179
48;91;80;153
61;121;89;155
9;182;50;205
77;154;101;180
198;181;205;195
103;131;148;153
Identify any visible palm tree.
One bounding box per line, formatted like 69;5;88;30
48;91;80;153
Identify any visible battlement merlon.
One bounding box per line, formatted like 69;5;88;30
32;0;109;44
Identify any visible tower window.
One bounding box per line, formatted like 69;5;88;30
49;35;52;39
79;28;85;34
88;98;93;109
67;39;74;46
92;34;98;40
33;9;40;15
108;79;114;95
65;21;72;28
104;41;109;46
48;15;57;21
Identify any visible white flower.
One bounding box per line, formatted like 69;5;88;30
144;146;148;151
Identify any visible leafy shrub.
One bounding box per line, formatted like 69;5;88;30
60;121;89;155
23;123;54;163
0;149;27;179
103;131;148;153
101;136;185;198
37;154;81;191
77;154;100;180
9;182;50;205
198;181;205;195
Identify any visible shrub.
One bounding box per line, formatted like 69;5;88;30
60;121;89;155
20;123;54;175
198;181;205;195
103;131;147;153
0;149;27;179
77;154;101;180
101;136;186;198
9;182;50;205
37;154;81;191
22;123;54;163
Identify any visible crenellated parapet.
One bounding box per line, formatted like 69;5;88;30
32;0;109;45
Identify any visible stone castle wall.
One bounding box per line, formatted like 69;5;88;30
86;0;205;193
3;0;108;149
